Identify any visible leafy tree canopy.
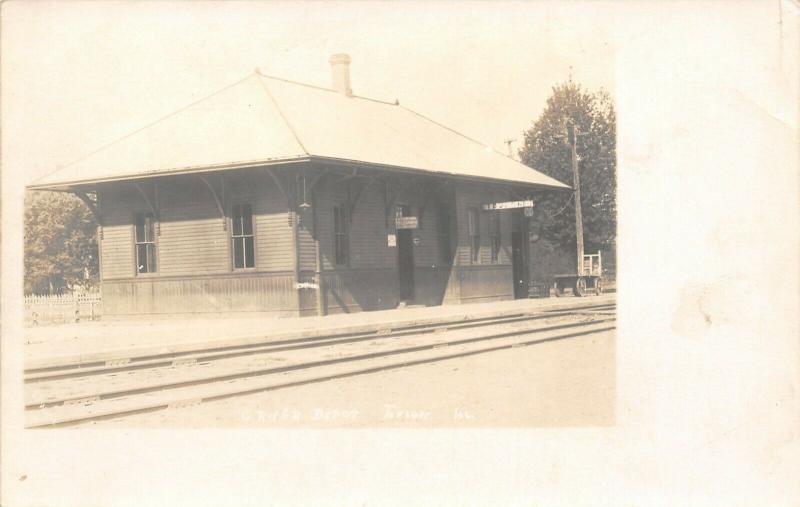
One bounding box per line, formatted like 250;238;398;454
519;80;616;261
24;191;99;294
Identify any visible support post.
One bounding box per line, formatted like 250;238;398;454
312;184;327;316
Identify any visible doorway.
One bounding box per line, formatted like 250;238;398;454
397;204;415;302
511;213;528;299
397;229;415;301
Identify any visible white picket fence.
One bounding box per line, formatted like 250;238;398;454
24;292;102;326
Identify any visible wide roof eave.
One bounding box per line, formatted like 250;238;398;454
27;155;571;192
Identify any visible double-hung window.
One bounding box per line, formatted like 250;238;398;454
333;205;349;266
490;213;501;263
231;203;255;269
468;208;480;264
134;212;157;274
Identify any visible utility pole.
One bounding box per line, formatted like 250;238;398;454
568;123;584;275
504;138;516;158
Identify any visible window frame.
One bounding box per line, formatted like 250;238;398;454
333;203;350;267
230;202;256;270
468;207;481;264
133;211;158;276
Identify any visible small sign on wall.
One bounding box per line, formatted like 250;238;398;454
387;234;397;247
395;216;418;229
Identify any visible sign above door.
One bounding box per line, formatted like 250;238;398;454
482;200;534;211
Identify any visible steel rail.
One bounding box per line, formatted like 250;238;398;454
26;316;615;412
26;303;616;382
27;322;615;428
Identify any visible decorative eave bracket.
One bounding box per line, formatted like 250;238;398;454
347;175;374;224
132;181;161;235
417;179;449;227
74;190;104;239
199;175;227;230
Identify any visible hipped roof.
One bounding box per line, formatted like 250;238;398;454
29;72;570;191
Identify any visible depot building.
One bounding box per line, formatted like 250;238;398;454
28;54;570;317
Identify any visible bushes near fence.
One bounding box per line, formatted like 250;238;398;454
24;292;102;326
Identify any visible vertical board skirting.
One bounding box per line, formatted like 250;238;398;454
322;268;399;314
102;272;298;315
457;264;514;301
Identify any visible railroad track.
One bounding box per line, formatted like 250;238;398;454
26;303;616;428
25;301;616;382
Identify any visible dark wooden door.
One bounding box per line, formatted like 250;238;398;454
511;231;525;299
398;229;415;301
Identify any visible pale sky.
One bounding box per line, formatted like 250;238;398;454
1;1;615;184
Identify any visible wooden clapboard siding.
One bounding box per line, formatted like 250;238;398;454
98;184;141;279
158;178;228;276
97;170;299;316
297;219;317;271
95;162;527;317
99;172;296;282
100;224;134;279
349;181;393;269
227;172;294;272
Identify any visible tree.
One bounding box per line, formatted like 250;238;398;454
24;191;99;294
519;79;616;269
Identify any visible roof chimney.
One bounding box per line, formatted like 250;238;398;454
329;53;352;96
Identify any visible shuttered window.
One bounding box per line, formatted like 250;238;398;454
333;205;349;266
134;212;157;274
490;213;501;263
231;203;255;269
468;208;480;263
